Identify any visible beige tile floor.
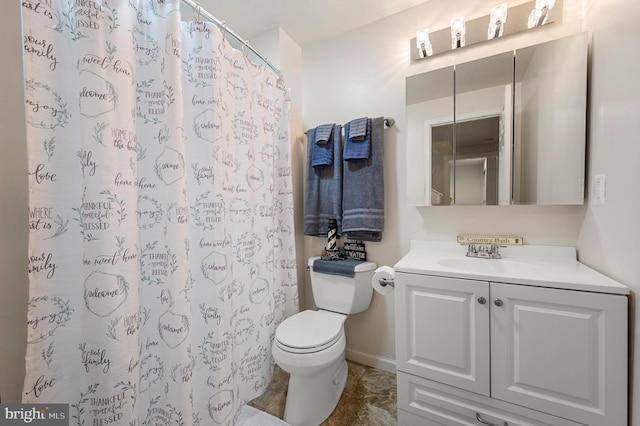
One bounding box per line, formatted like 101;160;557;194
249;360;397;425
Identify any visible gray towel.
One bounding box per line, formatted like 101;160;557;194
312;258;365;278
348;117;368;140
344;118;371;160
304;125;343;237
342;117;384;242
315;123;334;144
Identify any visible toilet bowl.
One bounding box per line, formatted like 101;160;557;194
272;310;348;425
272;257;377;426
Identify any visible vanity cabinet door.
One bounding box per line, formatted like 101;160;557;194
395;273;490;396
490;282;628;426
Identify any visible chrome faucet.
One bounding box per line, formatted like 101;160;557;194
466;244;502;259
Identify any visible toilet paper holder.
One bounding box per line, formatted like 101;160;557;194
378;277;395;288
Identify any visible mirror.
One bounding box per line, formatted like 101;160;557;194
513;33;587;204
454;52;513;205
406;33;587;206
406;66;454;205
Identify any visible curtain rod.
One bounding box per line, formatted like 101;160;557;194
180;0;283;80
304;118;395;135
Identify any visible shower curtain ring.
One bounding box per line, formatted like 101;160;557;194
222;21;228;43
195;2;202;22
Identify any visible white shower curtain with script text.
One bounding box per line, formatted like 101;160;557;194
22;0;298;424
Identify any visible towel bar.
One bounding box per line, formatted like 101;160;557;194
303;117;395;136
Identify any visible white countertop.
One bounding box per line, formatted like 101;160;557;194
394;241;629;295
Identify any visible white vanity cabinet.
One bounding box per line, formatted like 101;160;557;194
395;242;629;426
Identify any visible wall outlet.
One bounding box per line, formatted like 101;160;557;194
593;174;606;205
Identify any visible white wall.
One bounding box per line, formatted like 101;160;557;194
579;0;640;423
252;28;307;315
0;1;29;402
301;0;585;369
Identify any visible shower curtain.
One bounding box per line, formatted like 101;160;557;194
21;1;298;424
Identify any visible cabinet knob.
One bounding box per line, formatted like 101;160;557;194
477;297;487;305
494;299;504;307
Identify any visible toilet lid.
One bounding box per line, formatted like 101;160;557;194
275;310;345;351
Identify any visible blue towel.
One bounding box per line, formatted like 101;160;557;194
313;258;365;278
304;125;343;237
342;117;384;242
311;123;335;167
343;118;371;160
348;117;368;140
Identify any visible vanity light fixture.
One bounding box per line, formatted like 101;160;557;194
411;0;563;60
488;3;508;40
451;17;466;49
528;0;556;28
416;29;433;58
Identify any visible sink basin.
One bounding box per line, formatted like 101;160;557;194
436;257;544;276
395;241;630;295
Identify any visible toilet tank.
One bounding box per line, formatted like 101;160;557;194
308;257;377;315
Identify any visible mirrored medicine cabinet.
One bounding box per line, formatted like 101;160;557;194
406;32;587;206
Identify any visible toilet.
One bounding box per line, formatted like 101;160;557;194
272;256;377;426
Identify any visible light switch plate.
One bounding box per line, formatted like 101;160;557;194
593;174;606;205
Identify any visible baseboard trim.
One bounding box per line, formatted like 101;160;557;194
346;349;396;374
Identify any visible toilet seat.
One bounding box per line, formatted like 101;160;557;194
275;310;345;354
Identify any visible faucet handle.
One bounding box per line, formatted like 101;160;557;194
489;245;502;258
466;244;477;257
